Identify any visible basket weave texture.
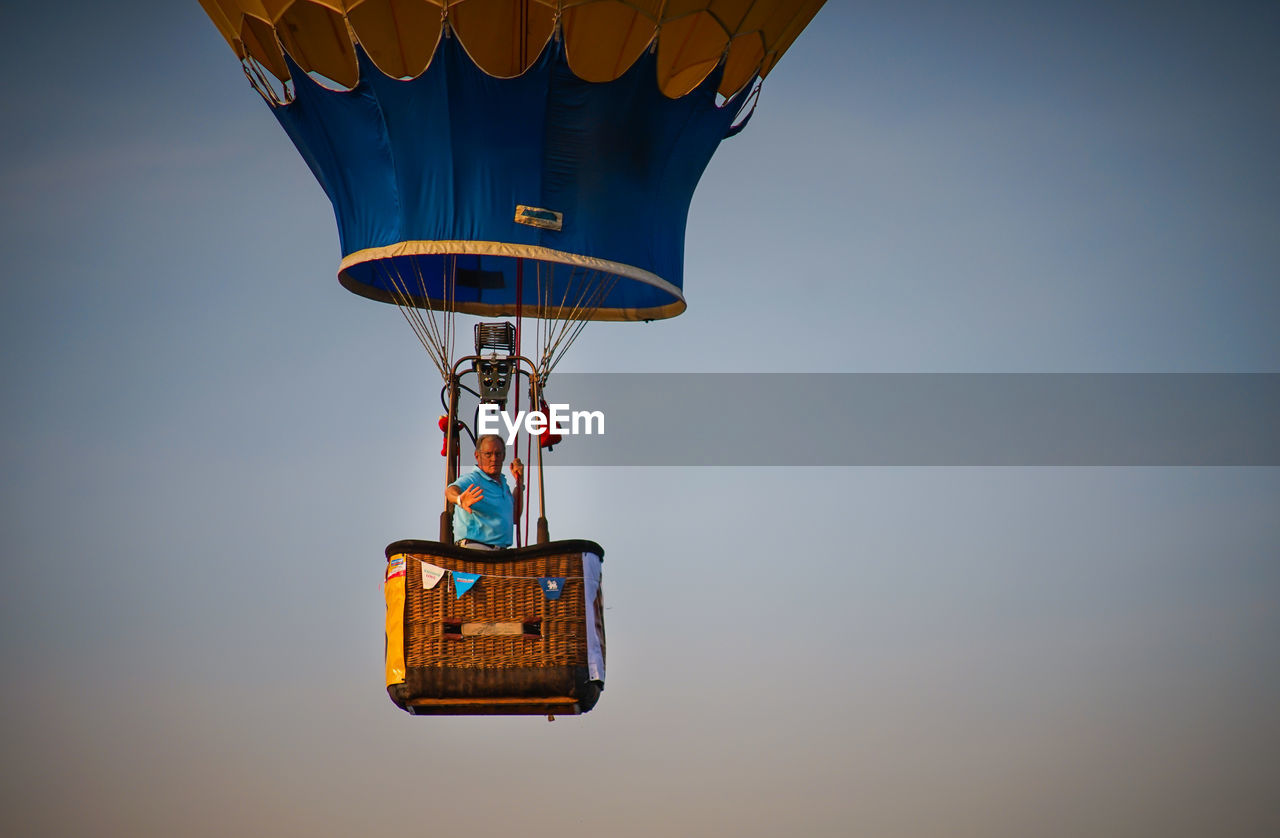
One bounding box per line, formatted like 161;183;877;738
403;548;588;670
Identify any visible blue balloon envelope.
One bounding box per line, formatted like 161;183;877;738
270;38;748;323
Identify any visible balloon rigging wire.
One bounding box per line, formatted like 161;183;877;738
385;270;441;374
536;264;620;381
380;258;456;379
374;253;618;383
241;58;291;107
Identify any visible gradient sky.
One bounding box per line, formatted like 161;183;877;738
2;2;1278;836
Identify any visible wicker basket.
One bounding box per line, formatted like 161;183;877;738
384;539;605;716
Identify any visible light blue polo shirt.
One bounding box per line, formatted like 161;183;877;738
450;466;514;547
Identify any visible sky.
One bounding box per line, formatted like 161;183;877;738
1;1;1278;836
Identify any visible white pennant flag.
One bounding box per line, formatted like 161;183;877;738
420;561;446;589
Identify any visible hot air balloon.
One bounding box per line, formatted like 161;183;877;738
200;0;825;716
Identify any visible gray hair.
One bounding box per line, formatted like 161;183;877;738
475;434;506;453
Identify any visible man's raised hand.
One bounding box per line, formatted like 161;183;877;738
458;483;484;511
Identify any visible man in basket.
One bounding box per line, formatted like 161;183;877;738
445;434;524;549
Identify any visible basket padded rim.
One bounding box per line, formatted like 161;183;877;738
385;538;604;562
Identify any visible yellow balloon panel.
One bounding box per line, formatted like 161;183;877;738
655;11;729;98
277;1;359;87
719;32;765;98
347;0;444;79
239;14;292;81
561;2;659;84
659;0;736;27
451;0;557;79
199;0;824;96
199;0;237;41
756;0;826;79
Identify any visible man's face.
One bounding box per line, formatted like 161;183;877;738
475;438;505;476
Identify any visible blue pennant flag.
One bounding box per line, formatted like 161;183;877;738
453;571;481;599
538;577;567;600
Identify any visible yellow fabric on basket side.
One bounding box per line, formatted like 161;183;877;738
384;557;406;687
